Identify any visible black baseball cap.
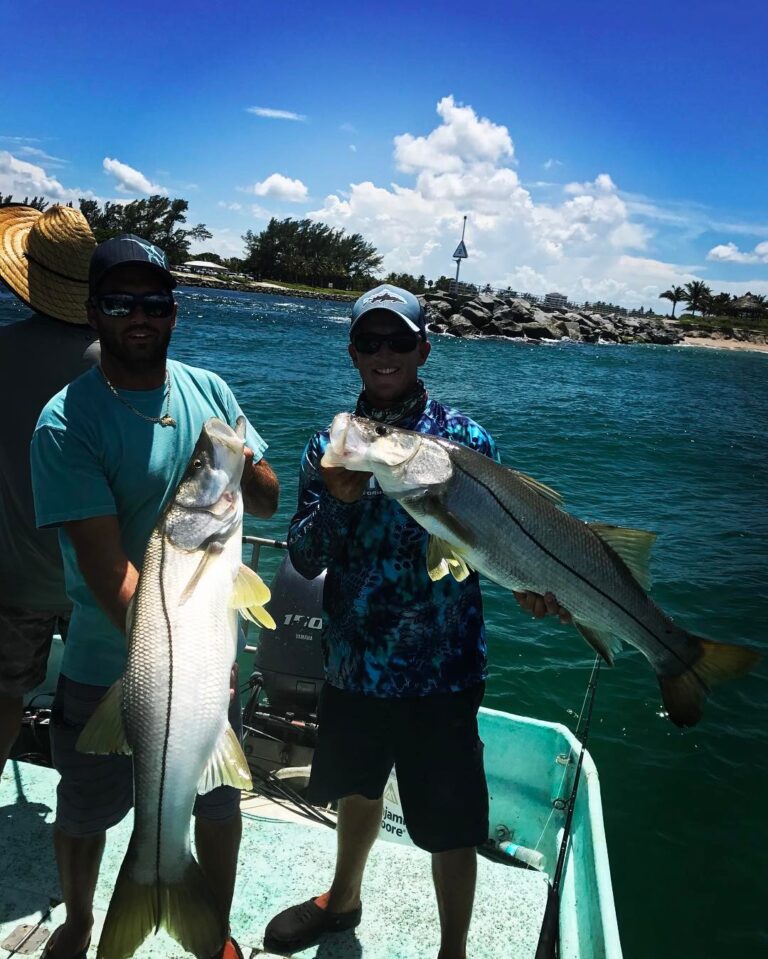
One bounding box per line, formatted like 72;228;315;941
88;234;176;293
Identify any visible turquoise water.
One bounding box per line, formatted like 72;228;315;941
3;287;766;958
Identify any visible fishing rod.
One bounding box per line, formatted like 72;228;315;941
534;655;602;959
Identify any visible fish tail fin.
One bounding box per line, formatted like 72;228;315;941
96;854;223;959
96;856;155;959
161;860;225;958
658;636;761;729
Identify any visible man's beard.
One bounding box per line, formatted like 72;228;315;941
96;321;173;372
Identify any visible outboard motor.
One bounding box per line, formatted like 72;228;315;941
249;552;325;713
241;540;326;778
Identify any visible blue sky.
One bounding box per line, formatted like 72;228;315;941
2;0;766;308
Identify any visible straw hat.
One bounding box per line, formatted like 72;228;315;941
0;204;96;325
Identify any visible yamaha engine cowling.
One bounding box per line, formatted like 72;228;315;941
249;552;325;715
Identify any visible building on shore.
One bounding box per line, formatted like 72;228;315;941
181;260;229;277
544;291;569;310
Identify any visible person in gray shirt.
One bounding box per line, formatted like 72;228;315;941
0;203;99;777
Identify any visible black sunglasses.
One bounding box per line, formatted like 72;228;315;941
352;332;421;355
93;292;175;319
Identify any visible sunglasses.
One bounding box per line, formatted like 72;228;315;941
93;293;175;319
352;332;421;355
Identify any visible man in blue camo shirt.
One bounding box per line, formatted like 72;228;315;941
265;284;568;959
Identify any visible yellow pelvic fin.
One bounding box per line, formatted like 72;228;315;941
588;522;657;590
658;635;761;728
76;680;131;756
574;623;621;666
198;725;253;794
231;564;276;629
426;536;472;582
97;854;224;959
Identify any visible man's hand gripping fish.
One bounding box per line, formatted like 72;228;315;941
322;413;760;728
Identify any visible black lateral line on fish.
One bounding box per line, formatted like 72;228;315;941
155;532;175;930
452;460;708;689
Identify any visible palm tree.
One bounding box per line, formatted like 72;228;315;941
659;285;685;318
682;280;711;317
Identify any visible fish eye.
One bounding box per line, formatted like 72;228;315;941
375;425;388;436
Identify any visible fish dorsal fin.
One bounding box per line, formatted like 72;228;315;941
76;680;131;755
509;469;563;507
198;725;253;795
179;543;223;606
427;536;472;582
231;564;276;629
574;623;622;666
588;523;657;590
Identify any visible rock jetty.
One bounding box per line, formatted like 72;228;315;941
422;290;683;345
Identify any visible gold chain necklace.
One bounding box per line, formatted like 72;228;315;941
100;368;177;428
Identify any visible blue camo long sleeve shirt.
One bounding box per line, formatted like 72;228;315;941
288;398;500;698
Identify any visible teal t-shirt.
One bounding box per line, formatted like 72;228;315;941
31;359;267;686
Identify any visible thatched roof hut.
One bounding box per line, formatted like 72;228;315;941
731;293;764;315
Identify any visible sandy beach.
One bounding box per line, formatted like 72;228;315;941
679;335;768;354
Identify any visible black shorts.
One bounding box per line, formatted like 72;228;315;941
307;682;488;854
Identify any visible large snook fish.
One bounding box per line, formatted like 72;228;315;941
321;413;760;728
77;417;275;959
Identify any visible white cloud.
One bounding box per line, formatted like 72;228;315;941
707;241;768;264
103;157;166;196
340;122;356;134
248;173;308;202
350;144;357;153
307;97;721;308
544;158;563;170
0;150;86;202
218;201;243;212
394;95;514;175
246;107;306;121
18;146;67;166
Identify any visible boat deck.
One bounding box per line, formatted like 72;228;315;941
1;760;549;959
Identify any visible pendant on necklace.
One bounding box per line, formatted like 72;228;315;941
160;415;177;428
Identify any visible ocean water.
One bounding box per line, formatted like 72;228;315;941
3;287;766;958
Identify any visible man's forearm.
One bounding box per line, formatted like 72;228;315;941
64;516;139;634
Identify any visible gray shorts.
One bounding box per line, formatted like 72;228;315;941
0;604;68;697
51;675;243;837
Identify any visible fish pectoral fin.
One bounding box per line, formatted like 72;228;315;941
231;564;276;629
508;469;564;507
76;680;131;755
574;623;622;666
199;726;253;794
588;523;657;590
427;536;472;582
179;543;223;606
125;594;135;640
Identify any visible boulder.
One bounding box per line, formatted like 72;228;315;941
460;305;493;328
444;315;478;337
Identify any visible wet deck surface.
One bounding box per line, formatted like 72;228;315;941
1;761;549;959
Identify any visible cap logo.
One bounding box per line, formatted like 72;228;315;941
127;237;169;270
364;290;406;306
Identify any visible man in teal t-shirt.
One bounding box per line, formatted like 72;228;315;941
30;234;279;959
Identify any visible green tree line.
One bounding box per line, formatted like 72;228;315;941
660;282;767;320
242;218;382;288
